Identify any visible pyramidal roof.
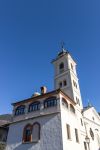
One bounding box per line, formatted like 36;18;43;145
57;48;69;57
52;48;69;63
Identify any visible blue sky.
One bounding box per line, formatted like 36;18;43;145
0;0;100;114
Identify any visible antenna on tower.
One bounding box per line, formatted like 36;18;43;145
60;41;65;50
87;99;92;107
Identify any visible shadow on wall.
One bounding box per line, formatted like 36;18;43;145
6;114;62;150
13;142;41;150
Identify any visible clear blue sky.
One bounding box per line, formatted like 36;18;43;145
0;0;100;114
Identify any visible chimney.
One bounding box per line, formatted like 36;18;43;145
41;86;47;94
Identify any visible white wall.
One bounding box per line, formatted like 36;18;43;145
60;95;84;150
83;107;100;150
6;113;63;150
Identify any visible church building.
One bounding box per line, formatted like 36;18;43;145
5;48;100;150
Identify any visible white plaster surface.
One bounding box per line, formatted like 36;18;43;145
6;113;63;150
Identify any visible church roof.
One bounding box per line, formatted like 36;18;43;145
12;89;76;107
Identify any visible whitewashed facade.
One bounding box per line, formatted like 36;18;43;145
6;49;100;150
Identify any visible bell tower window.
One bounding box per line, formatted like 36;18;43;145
63;80;67;86
59;82;62;88
71;63;74;70
59;62;64;73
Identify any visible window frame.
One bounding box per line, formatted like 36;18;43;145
84;142;87;150
44;96;57;108
63;80;67;86
59;82;62;88
15;105;25;116
75;128;79;143
22;124;33;143
32;122;41;142
62;98;68;108
59;62;64;73
28;101;40;113
70;104;75;114
66;124;71;140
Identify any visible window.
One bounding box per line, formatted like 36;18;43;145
73;80;77;89
62;98;68;108
23;124;32;143
73;80;75;87
32;122;40;142
28;101;40;112
92;117;95;121
15;105;25;116
80;118;83;126
23;123;41;143
75;128;79;143
71;63;74;70
84;142;87;150
44;97;57;108
90;128;94;140
66;124;71;139
76;97;80;106
70;104;75;113
59;82;62;88
59;62;64;73
63;80;67;86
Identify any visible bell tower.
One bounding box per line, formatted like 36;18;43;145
52;47;83;109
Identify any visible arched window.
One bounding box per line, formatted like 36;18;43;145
23;124;32;143
28;101;40;112
90;128;94;140
73;80;77;89
62;98;68;108
59;82;62;88
70;104;75;113
44;96;57;108
32;122;40;142
15;105;25;116
76;97;80;106
71;63;74;70
59;62;64;73
63;80;67;86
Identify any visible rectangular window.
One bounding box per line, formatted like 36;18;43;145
80;118;83;126
75;128;79;143
66;124;71;139
84;142;87;150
